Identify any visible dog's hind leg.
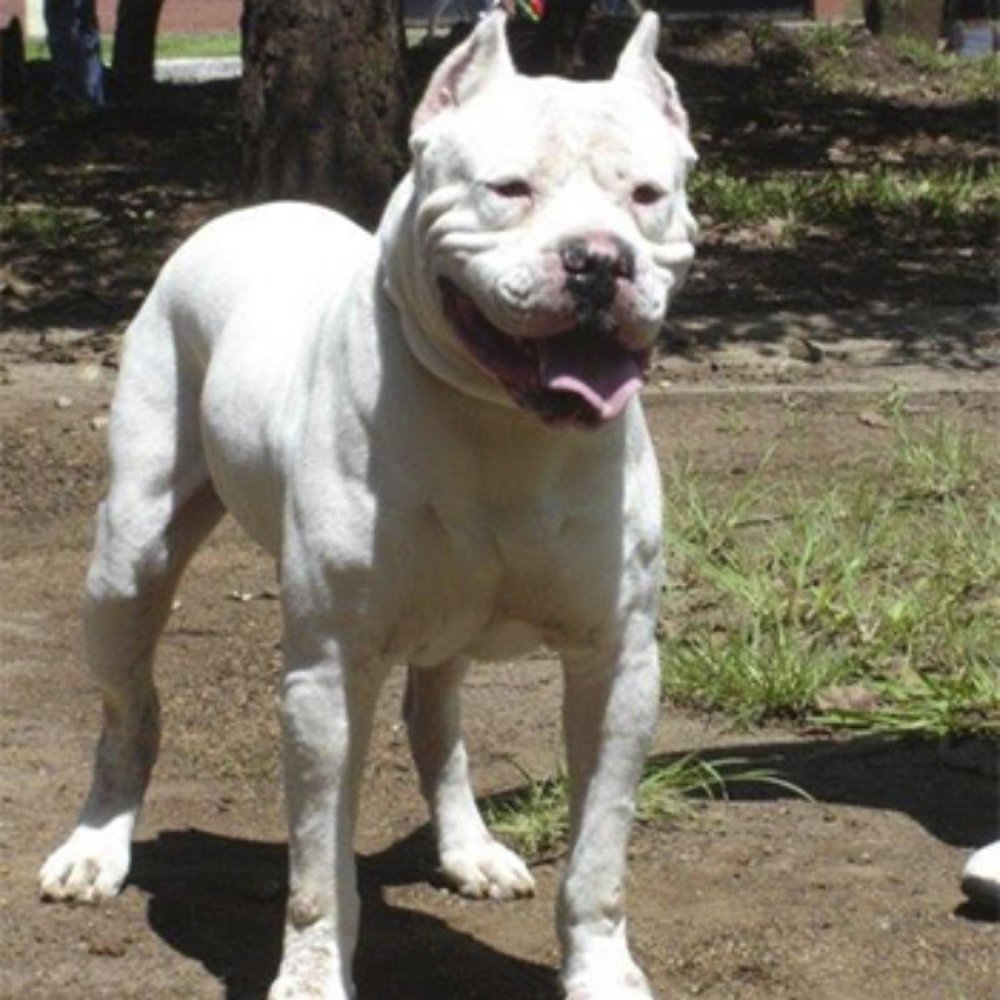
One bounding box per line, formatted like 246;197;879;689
40;308;225;904
403;658;535;900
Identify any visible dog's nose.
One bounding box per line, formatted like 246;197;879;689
560;235;635;313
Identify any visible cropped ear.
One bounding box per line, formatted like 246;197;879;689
412;13;515;132
613;12;688;134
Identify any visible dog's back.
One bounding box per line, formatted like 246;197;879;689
138;202;373;378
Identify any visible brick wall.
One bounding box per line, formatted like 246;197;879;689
2;1;865;41
809;0;865;19
1;0;241;37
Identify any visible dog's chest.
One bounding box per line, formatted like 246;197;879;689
385;494;605;666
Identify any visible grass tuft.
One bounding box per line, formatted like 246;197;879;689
484;771;570;860
691;164;999;235
25;33;241;63
894;35;1000;101
661;409;999;736
1;203;101;249
484;755;810;861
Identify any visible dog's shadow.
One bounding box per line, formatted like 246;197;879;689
130;824;560;1000
130;733;998;996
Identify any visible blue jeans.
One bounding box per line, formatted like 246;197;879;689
44;0;105;106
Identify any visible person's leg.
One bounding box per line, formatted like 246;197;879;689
44;0;104;105
77;0;105;105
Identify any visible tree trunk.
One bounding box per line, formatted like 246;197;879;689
240;0;408;229
864;0;946;43
112;0;165;89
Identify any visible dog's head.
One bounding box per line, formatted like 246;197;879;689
381;13;697;428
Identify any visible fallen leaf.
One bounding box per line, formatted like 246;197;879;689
788;337;824;363
816;683;881;714
0;266;37;298
858;409;891;428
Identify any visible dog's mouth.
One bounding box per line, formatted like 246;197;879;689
440;279;650;427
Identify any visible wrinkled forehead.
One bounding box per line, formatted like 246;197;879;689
416;76;685;185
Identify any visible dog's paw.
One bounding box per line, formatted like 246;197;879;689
268;976;350;1000
268;945;351;1000
440;836;535;900
39;828;130;904
565;966;654;1000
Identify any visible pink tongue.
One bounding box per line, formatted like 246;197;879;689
540;335;644;421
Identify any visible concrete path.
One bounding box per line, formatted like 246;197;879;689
154;57;242;84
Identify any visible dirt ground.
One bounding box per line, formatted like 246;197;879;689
2;20;998;1000
2;358;998;1000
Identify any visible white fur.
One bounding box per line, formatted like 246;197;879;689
40;14;697;998
962;840;1000;909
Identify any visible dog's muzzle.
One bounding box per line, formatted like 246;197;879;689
560;235;636;319
440;261;651;428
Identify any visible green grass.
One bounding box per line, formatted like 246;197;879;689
786;21;999;100
485;409;996;855
661;406;1000;736
894;35;1000;101
796;23;855;61
485;756;809;860
691;164;999;233
25;38;60;62
25;33;240;63
484;770;569;859
154;33;240;60
0;203;101;248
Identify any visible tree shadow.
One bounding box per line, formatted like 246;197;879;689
506;17;996;352
4;23;994;357
663;276;998;372
657;733;998;850
2;70;239;339
129;824;559;1000
666;732;999;921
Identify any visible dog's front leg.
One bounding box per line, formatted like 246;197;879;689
558;634;661;1000
404;658;535;900
270;640;386;1000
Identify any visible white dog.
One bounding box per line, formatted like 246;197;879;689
39;13;698;998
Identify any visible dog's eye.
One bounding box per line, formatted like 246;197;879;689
488;179;533;200
632;184;665;206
